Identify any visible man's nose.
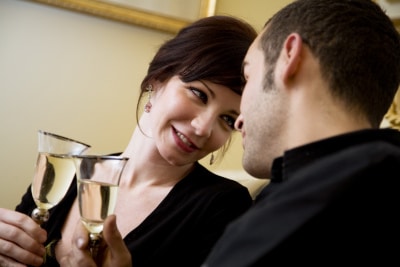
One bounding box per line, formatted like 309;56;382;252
234;114;243;132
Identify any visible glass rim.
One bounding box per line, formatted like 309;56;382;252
38;152;76;158
38;130;91;148
71;155;129;161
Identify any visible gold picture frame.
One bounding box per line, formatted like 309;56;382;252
384;89;400;130
28;0;216;34
384;18;400;130
374;1;400;130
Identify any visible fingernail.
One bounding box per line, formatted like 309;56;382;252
77;237;85;249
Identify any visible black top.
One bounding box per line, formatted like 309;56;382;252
16;162;252;267
203;128;400;266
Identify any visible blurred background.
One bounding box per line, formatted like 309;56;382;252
1;0;398;209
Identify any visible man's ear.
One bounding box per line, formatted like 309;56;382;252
281;33;303;83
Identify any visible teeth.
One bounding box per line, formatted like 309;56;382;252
176;131;192;147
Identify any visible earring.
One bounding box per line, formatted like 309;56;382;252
144;84;153;113
209;152;215;165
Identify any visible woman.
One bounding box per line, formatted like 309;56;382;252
5;15;257;267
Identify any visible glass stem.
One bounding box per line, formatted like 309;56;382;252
89;233;102;259
31;207;49;225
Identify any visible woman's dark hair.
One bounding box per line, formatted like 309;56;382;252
134;15;256;161
136;15;257;116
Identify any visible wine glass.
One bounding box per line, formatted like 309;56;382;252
31;130;91;225
72;155;128;258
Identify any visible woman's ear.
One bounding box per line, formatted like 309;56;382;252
281;33;303;83
151;80;167;96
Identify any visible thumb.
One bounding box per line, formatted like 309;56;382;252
102;215;131;266
74;221;90;249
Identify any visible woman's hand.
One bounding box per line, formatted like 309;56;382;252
0;208;47;267
59;215;132;267
100;215;132;267
58;219;96;267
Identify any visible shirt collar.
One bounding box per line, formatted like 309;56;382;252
269;128;400;183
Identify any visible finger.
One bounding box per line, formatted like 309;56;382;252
0;221;46;256
59;247;97;267
59;222;96;267
71;223;97;267
0;254;26;267
102;215;131;266
73;221;90;249
0;209;45;266
0;208;47;242
0;238;44;266
59;246;96;267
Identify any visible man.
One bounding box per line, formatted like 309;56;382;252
202;0;400;265
60;0;400;266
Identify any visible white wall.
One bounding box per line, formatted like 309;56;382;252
0;0;290;209
1;0;172;209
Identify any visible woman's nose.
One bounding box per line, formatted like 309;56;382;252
191;113;214;137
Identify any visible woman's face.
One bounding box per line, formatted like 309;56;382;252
148;75;241;166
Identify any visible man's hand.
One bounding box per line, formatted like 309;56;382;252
0;208;47;267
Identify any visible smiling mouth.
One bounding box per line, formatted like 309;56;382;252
174;128;197;149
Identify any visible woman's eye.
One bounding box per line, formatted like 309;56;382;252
221;115;236;130
190;87;208;103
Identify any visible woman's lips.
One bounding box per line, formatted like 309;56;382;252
172;127;198;152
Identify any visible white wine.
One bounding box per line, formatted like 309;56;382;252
78;179;119;234
31;152;76;209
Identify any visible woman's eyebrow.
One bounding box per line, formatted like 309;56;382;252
199;80;216;98
198;80;240;116
227;109;240;117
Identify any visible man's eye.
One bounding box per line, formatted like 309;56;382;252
190;87;208;103
221;115;236;130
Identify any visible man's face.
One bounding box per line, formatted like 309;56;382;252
235;31;286;178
